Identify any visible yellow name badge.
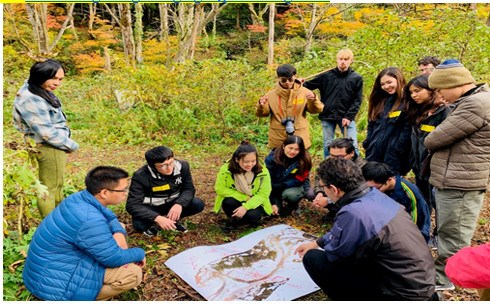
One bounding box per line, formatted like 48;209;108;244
420;124;436;132
295;98;305;105
152;184;170;192
388;111;401;118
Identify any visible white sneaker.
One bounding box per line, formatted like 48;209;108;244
428;235;438;251
435;282;455;291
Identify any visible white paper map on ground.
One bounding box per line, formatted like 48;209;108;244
165;224;321;301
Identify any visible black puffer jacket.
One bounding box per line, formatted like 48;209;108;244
410;104;451;180
304;67;363;122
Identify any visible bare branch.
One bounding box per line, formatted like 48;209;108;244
48;4;75;52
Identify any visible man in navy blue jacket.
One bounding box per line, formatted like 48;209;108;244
23;166;146;301
362;161;431;242
295;158;435;300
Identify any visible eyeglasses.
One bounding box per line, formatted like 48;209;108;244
279;77;295;84
106;188;129;193
319;183;329;191
155;161;174;169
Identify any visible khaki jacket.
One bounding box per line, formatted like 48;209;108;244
424;84;490;190
256;81;323;149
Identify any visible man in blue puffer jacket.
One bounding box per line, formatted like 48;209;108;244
22;166;146;300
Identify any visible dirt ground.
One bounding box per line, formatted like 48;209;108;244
37;147;490;300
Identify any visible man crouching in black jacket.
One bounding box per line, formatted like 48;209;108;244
126;146;205;236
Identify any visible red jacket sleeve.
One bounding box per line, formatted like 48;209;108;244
445;244;490;289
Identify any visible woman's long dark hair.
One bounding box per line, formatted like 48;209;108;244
27;59;64;108
273;135;311;175
404;75;442;126
368;67;406;121
228;140;262;174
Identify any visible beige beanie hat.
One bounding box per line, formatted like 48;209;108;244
428;59;475;89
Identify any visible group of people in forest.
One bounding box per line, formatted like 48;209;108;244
13;49;490;301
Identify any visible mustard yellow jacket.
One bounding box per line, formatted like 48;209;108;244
256;81;323;149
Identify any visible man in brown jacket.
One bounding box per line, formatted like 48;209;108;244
425;59;490;291
256;64;323;149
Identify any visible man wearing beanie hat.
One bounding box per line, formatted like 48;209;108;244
425;59;490;291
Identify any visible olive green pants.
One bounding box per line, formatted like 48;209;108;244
35;145;67;218
434;189;484;285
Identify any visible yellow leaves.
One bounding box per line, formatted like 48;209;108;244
146;243;172;259
324;6;340;18
72;53;105;74
317;20;366;37
353;7;386;22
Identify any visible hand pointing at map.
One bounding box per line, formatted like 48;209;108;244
294;242;320;259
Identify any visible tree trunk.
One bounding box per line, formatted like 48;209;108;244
173;3;227;62
188;5;203;60
135;3;144;64
88;3;96;32
26;3;75;56
158;3;169;42
267;4;275;66
304;4;317;55
26;4;49;54
212;13;217;41
158;4;171;68
104;46;112;71
47;4;75;53
70;16;78;41
117;3;136;68
248;3;269;26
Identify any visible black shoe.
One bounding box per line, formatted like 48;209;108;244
221;219;238;233
430;291;443;301
175;222;188;233
143;226;161;237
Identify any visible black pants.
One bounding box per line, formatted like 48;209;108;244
132;197;205;231
416;175;438;236
270;188;302;217
303;249;400;301
221;197;265;226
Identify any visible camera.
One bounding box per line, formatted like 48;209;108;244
281;116;295;135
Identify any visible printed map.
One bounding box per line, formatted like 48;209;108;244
165;224;320;301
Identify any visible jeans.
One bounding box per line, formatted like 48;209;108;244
434;188;484;285
270;187;304;216
321;120;358;158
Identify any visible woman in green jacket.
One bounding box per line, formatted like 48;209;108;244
214;141;272;230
